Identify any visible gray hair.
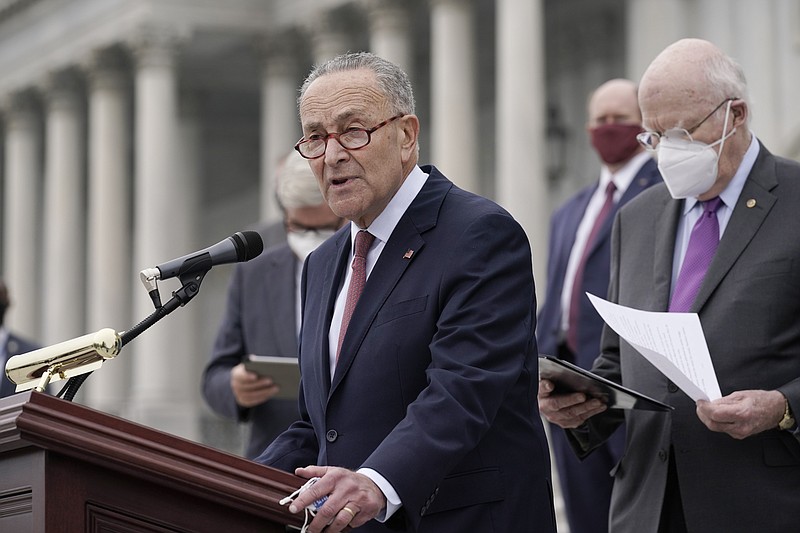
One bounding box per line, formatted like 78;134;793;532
298;52;416;116
275;150;324;210
701;51;751;124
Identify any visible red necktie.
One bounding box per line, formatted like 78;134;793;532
566;181;616;354
336;230;375;361
668;197;723;312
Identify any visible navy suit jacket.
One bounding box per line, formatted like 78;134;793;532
0;330;40;398
256;166;556;533
537;157;661;375
202;243;300;459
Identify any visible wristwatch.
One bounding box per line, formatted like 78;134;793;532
778;396;796;431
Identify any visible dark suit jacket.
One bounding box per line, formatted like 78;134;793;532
538;157;661;375
574;143;800;532
0;330;40;398
256;166;556;533
536;157;660;532
202;243;300;459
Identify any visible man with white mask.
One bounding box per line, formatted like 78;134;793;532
539;38;800;532
203;150;343;459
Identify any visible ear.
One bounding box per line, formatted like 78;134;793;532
730;99;747;129
398;114;420;164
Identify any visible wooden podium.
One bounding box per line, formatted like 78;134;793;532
0;391;306;532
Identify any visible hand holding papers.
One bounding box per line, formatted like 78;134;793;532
587;293;721;401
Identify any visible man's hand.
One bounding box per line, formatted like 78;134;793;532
696;389;785;439
230;362;280;407
538;378;607;428
287;466;386;533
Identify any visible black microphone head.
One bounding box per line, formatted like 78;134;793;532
231;231;264;262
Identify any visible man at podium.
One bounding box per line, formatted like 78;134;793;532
254;52;556;533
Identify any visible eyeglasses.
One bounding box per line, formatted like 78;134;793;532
294;114;405;159
636;98;737;151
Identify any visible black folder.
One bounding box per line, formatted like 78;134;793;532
538;356;673;411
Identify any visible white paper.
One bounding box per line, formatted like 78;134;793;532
587;293;721;401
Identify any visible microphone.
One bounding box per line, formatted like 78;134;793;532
140;231;264;283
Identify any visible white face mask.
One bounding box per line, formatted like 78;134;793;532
287;229;336;262
656;100;736;199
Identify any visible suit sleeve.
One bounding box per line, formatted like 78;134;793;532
201;264;250;422
360;211;537;524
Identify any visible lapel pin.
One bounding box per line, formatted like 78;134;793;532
403;249;414;260
746;198;756;208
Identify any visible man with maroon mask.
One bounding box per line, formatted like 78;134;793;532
537;78;661;533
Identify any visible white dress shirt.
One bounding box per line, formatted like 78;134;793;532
560;151;654;332
325;164;429;521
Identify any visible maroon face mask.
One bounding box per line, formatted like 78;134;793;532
589;123;644;164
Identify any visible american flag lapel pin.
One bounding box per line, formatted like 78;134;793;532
403;249;414;260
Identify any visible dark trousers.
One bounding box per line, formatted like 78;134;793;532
658;448;688;533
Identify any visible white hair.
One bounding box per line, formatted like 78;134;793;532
275;150;324;210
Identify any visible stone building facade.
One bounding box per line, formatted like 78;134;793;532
1;0;798;504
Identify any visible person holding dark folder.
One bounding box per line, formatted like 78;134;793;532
539;38;800;533
536;78;660;533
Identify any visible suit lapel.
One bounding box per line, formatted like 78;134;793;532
329;167;449;397
566;186;594;246
692;146;778;312
330;221;426;395
270;247;299;356
654;193;682;311
316;230;351;397
586;158;659;259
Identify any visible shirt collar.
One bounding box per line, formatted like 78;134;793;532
599;150;653;195
349;165;428;245
682;133;760;214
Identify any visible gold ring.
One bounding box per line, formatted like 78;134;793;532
341;506;356;520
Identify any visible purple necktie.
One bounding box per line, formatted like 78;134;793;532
669;197;723;312
337;230;375;362
567;181;617;354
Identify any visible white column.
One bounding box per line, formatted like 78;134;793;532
260;33;300;222
41;70;86;346
84;47;132;415
626;0;688;80
173;89;202;420
364;0;412;73
495;0;548;299
735;6;777;150
430;0;478;192
307;12;351;63
176;92;200;261
130;27;197;440
2;91;42;339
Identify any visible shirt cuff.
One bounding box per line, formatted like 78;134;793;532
357;467;402;522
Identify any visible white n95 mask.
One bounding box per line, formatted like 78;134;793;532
287;229;336;262
656;100;735;199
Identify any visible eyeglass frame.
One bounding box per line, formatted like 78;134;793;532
294;114;405;159
636;97;738;152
